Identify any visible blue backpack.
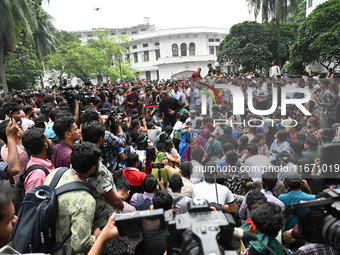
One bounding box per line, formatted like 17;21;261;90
13;167;92;254
135;193;152;211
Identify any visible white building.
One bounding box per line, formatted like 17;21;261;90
69;22;235;83
306;0;327;16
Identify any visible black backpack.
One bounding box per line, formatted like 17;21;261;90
13;164;50;214
135;193;153;211
13;167;92;254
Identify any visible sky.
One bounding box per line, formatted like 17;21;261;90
42;0;257;32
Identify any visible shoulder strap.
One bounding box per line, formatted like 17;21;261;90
55;181;92;197
49;167;70;188
26;164;49;177
172;196;184;206
137;193;144;204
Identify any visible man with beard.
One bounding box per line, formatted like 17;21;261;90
44;142;101;254
81;121;124;229
21;105;35;132
22;127;55;193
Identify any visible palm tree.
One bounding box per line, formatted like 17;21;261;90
32;6;59;87
0;0;36;94
246;0;299;67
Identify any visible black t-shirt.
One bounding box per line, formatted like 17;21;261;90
130;129;139;144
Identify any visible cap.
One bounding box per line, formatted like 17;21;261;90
197;68;202;71
284;172;302;185
44;123;59;141
189;110;196;114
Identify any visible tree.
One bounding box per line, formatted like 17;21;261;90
4;47;44;90
246;0;299;67
0;0;37;94
290;0;340;71
218;21;275;72
29;0;59;87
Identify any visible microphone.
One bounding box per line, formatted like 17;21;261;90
233;227;257;241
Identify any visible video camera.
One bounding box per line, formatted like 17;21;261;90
115;198;247;255
100;107;126;134
284;189;340;249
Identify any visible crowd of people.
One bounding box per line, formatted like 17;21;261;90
0;63;340;255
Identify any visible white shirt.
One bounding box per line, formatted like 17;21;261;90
243;154;271;181
193;181;234;205
21;118;35;132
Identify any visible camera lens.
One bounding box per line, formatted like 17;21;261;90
322;215;340;249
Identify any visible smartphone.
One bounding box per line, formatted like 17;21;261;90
152;163;164;169
9;111;12;121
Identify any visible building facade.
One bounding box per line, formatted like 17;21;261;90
69;23;235;84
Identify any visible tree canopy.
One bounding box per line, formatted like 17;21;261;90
290;0;340;71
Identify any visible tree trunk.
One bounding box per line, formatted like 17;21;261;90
275;20;282;68
0;39;9;95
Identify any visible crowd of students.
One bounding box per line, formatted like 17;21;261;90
0;68;340;255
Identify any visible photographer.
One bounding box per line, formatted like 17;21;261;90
81;108;126;180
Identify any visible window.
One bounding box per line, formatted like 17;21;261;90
215;46;219;55
155;42;160;46
121;32;126;34
111;33;115;35
126;54;130;62
76;35;81;38
132;31;137;34
134;52;138;63
146;71;151;81
209;46;214;54
132;45;137;49
143;43;148;48
189;43;195;56
181;43;187;56
155;49;160;60
215;38;220;42
87;34;93;37
141;28;146;32
308;0;313;8
172;44;178;57
142;51;149;62
209;38;214;42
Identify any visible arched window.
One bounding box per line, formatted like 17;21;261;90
189;43;195;56
181;43;187;56
172;44;178;57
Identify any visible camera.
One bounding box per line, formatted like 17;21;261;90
152;163;164;169
115;198;240;255
284;189;340;249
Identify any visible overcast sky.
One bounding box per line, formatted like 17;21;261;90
42;0;257;32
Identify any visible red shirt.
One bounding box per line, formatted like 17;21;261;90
190;71;202;84
124;92;139;110
123;167;146;186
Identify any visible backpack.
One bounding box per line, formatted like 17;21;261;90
13;167;92;254
13;164;50;214
135;193;152;211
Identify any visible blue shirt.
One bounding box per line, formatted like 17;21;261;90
278;191;316;231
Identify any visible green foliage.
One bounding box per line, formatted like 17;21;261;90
4;47;44;90
218;21;275;72
290;0;340;71
286;0;306;23
45;28;135;83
